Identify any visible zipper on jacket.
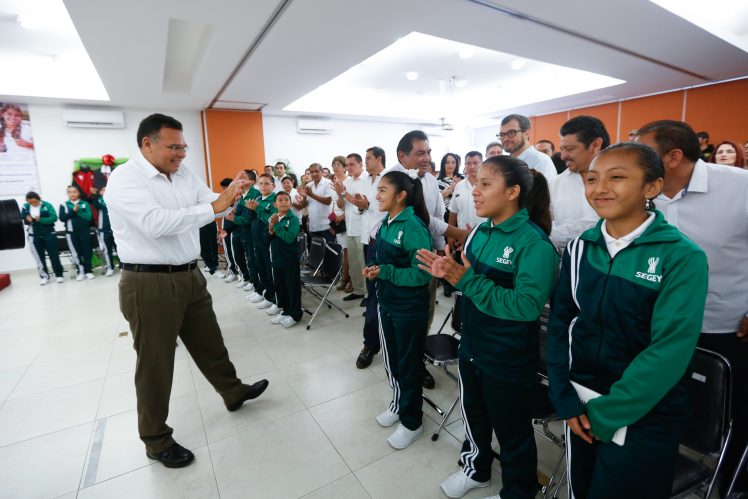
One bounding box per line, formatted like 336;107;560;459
594;256;615;377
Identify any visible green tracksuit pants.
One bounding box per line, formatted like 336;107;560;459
30;233;64;278
67;228;93;274
458;356;538;499
273;264;302;321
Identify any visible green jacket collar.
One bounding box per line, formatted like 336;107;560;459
481;208;529;234
581;210;681;247
385;206;415;225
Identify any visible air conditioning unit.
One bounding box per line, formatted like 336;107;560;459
63;108;125;129
297;118;332;135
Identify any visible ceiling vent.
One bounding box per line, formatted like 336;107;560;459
63;108;125;129
297;118;332;134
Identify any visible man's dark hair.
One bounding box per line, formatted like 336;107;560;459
485;141;503;154
396;130;429;155
219;177;233;188
136;113;183;148
696;131;709;140
259;173;275;184
245;169;257;181
637;120;701;163
536;139;555;153
367;146;386;167
274;161;287;169
275;191;291;201
25;191;40;200
500;114;531;130
346;153;363;163
465;151;483;161
560;116;610;149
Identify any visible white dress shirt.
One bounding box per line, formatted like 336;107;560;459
389;163;447;250
518;145;558;182
286;188;302;220
601;212;654;258
656;160;748;333
549;169;599;249
448;178;484;229
306;178;334;232
342;172;368;238
104;150;218;265
363;171;385;242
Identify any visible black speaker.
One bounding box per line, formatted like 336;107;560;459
0;199;26;250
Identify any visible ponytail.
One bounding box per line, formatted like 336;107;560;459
482;156;552;235
381;171;430;226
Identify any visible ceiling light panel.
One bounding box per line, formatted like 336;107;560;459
284;32;624;122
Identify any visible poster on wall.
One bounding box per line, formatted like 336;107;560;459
0;102;39;198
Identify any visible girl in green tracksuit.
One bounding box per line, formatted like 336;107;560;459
21;191;64;284
363;170;432;451
546;142;708;499
268;191;302;328
250;174;278;309
418;156;559;499
59;184;95;279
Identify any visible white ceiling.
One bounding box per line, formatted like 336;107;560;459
2;0;747;124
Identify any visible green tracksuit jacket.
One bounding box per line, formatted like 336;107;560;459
547;210;708;442
234;187;261;240
456;208;559;381
373;206;432;313
59;200;93;232
270;211;301;268
21;201;58;236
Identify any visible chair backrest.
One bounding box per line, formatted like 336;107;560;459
307;236;325;273
451;292;463;333
682;347;732;454
321;242;343;281
296;232;308;265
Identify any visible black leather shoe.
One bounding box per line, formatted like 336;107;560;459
356;346;379;369
423;368;435;389
146;443;195;468
226;379;269;412
343;293;364;301
359;297;368;307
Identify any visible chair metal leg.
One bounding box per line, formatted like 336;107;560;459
543;448;566;499
726;439;748;498
706;423;733;499
431;395;460;441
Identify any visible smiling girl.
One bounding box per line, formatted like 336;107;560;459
546;142;708;499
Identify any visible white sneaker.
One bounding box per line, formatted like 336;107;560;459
235;279;246;288
387;423;423;450
480;495;500;499
56;277;65;284
213;271;226;279
376;409;400;428
440;471;490;498
225;273;237;283
243;282;255;292
280;316;298;328
105;268;114;277
85;273;95;280
75;274;85;281
271;314;288;325
40;277;49;285
256;299;273;309
249;292;265;303
265;304;282;316
202;267;211;274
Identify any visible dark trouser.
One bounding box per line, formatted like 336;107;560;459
310;229;335;245
223;232;237;275
242;226;260;289
30;232;64;278
68;228;93;274
378;304;427;430
199;221;218;273
459;357;538;499
253;223;275;303
97;229;115;271
230;233;249;279
362;242;380;350
119;268;246;453
566;415;685;499
699;332;748;493
273;264;302;321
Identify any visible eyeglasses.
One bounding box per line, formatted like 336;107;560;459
165;144;189;153
497;129;525;139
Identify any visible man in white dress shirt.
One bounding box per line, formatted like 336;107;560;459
299;163;334;244
499;114;558;182
485;141;503;159
448;151;484;231
637;120;748;496
105;114;269;469
549;116;609;249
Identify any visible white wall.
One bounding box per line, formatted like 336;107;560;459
262;115;479;177
0;105;204;272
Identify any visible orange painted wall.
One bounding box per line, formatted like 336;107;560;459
685;79;748;145
529;78;748;148
620;91;684;141
201;110;265;188
570;103;620;142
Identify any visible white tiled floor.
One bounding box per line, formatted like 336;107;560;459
0;268;574;499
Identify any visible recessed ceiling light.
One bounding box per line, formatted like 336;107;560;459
16;14;40;30
458;48;474;60
511;59;526;70
406;71;419;81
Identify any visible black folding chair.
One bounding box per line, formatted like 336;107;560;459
296;232;308;266
726;440;748;498
423;292;463;441
301;236;325;276
671;347;733;499
300;242;349;330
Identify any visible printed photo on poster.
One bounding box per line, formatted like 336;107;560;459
0;102;40;198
